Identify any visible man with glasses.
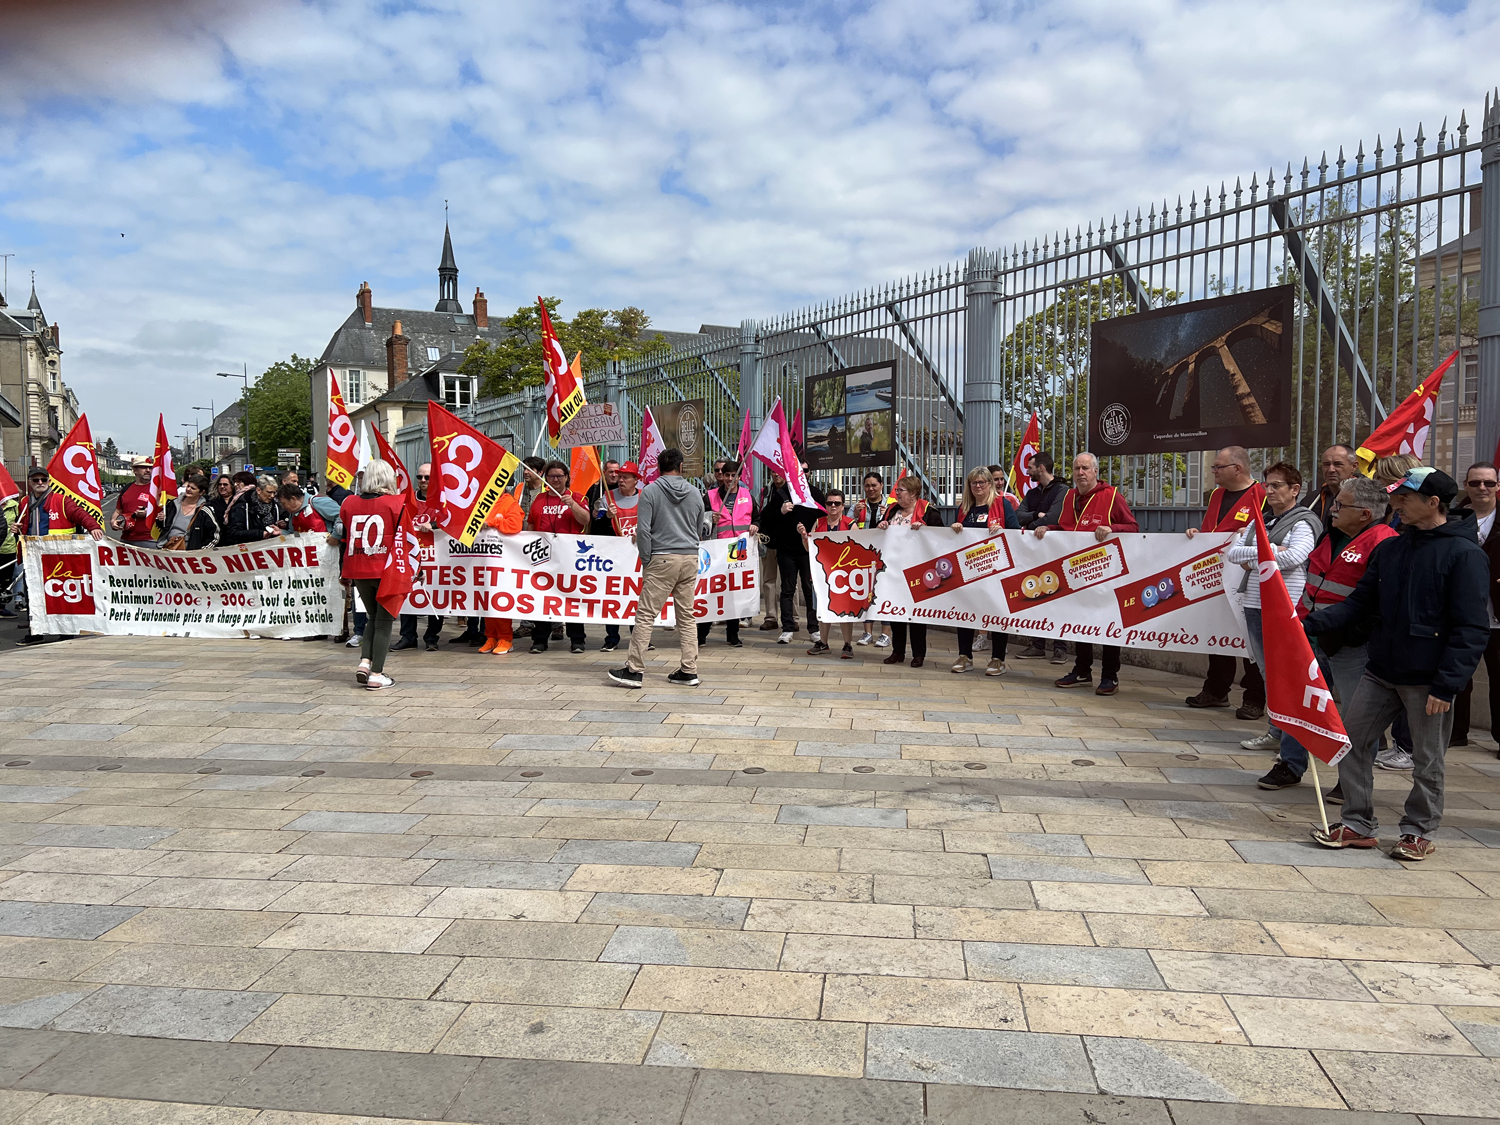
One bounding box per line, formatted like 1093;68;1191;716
1452;462;1499;750
394;462;445;651
1185;446;1267;717
1311;444;1360;529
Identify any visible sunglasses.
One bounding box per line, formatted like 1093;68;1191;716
1467;479;1498;488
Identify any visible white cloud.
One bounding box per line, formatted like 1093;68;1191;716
0;0;1493;452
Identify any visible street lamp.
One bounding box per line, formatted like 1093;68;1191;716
217;367;250;470
193;404;215;467
179;423;194;462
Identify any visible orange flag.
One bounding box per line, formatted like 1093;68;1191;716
1356;351;1457;476
325;370;359;490
570;444;601;500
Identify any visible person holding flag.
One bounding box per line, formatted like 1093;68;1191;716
1303;466;1490;859
112;457;158;544
339;460;414;691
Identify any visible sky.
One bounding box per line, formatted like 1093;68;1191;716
0;0;1494;453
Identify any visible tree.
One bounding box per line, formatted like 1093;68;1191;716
245;354;315;469
458;299;671;399
99;437;119;462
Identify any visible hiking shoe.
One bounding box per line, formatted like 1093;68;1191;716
951;656;972;673
840;644;854;659
608;666;644;688
365;672;394;691
807;641;831;655
1376;747;1414;771
1054;671;1092;689
1095;678;1119;696
986;658;1008;677
1242;730;1281;751
1257;761;1303;790
1312;822;1377;848
777;631;793;644
667;668;700;686
1236;702;1265;721
1325;781;1344;805
1391;834;1436;861
1185;692;1230;709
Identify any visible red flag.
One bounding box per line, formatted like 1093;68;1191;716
47;416;104;524
1355;351;1457;476
0;463;19;505
148;414;176;536
326;370;359;490
1009;411;1041;499
638;406;666;484
375;502;416;619
369;424;425;525
427;402;522;546
1255;508;1350;766
538;300;586;447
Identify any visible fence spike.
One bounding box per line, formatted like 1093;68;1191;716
1414;122;1425;150
1458;109;1468;139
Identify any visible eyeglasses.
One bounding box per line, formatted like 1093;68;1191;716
1329;501;1371;514
1209;462;1236;471
1466;479;1498;488
1264;480;1294;490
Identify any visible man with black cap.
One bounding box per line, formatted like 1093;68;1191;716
1305;466;1490;860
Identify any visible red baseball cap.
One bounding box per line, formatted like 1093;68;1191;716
617;461;641;477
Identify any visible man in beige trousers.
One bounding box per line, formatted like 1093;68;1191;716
609;447;706;688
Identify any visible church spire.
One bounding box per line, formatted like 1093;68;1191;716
435;222;461;313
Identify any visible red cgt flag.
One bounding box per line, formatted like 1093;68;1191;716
326;370;359;490
538;300;585;448
0;463;19;505
426;402;521;546
148;414;176;537
375;502;416;619
368;423;424;524
1254;508;1351;766
47;415;105;524
1355;351;1457;476
1009;411;1041;499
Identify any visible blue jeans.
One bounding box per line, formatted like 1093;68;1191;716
1278;641;1372;778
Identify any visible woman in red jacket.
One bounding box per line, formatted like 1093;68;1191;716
339;461;406;690
949;467;1019;675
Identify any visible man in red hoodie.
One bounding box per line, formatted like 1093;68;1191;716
1034;452;1138;696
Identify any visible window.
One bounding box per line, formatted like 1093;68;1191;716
1463;355;1479;406
427;346;441;362
346;369;364;405
442;376;476;410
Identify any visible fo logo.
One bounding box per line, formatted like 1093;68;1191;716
42;553;95;615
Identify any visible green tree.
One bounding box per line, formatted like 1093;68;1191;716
459;299;670;399
245;354;315;469
99;437;119;462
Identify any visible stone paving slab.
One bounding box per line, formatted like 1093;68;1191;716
1;631;1499;1120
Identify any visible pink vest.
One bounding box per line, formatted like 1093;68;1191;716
710;486;755;539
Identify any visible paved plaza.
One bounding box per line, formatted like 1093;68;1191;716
0;630;1497;1124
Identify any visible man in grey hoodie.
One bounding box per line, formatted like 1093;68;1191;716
610;448;707;688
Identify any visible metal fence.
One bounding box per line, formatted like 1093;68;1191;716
399;92;1499;524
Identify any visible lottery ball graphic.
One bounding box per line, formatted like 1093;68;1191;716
1038;570;1060;596
1021;575;1042;599
935;558;954;580
1141;584;1159;608
921;569;941;590
1158;578;1176;600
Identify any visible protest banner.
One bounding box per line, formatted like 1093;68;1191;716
401;531;759;626
808;527;1248;657
559;403;626;448
24;533;344;639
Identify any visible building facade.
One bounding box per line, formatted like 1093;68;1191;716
0;282;80;480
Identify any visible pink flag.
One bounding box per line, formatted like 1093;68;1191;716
749;397;822;511
790;407;804;453
734;407;753;486
638;406;666;484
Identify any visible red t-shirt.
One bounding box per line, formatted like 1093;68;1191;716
291;507;327;534
119;482;157;541
339;493;405;580
529;491;585;535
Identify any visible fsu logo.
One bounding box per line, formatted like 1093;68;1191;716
813;537;884;618
42;554;95;614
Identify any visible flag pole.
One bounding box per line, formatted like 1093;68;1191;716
1306;756;1331;835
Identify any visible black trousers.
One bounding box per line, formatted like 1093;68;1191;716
777;548;816;634
531;622;584;649
698;619;741;644
1454;628;1500;742
889;622;927;659
958;629;1008;660
1203;653;1264;705
399;614;443;642
1074;643;1121;680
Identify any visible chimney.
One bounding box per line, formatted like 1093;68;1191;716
50;323;59;350
386;319;410;385
472;288;488;328
357;282;373;326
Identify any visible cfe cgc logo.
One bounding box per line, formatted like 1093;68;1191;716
42;553;96;615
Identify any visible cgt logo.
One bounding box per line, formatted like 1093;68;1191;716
812;537;884;617
42;554;95;614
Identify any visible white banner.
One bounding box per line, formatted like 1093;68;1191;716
809;527;1249;656
402;531;760;626
23;534;344;638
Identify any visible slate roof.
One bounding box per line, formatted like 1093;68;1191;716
318;305;494;373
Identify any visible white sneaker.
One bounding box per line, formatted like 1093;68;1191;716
366;672;394;691
856;632;873;646
356;659;371;686
1376;747;1414;771
1241;730;1281;751
875;634;890;648
345;634;363;649
777;631;793;644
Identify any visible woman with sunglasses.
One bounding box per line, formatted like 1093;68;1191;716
949;466;1018;674
800;489;856;658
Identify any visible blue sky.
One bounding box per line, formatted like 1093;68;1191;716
0;0;1494;453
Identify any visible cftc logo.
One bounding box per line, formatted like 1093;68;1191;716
41;553;95;615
